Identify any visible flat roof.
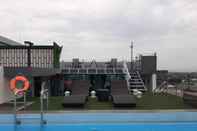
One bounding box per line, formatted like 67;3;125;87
0;35;22;46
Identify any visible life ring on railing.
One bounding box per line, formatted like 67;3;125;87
10;75;30;95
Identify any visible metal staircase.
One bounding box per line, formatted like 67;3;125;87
129;71;146;92
123;61;146;92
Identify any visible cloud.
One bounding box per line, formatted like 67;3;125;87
0;0;197;71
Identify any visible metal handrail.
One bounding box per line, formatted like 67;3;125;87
13;82;49;125
13;92;28;125
123;61;131;92
40;81;49;125
136;71;146;90
153;81;168;94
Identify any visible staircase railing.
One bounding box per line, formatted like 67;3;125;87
136;71;146;91
123;61;131;91
153;81;168;95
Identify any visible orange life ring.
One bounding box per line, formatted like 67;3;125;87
10;75;30;95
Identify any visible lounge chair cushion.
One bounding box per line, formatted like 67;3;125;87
112;95;136;107
62;95;87;107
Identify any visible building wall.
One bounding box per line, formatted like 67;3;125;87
0;44;62;97
0;48;54;68
30;49;53;68
141;55;157;75
0;66;14;104
0;48;28;67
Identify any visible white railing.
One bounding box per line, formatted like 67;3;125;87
136;71;146;90
123;61;131;90
62;67;124;74
13;93;27;125
153;81;167;94
13;81;49;125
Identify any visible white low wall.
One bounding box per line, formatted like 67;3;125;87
0;66;14;104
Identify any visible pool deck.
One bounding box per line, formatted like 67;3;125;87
0;92;195;113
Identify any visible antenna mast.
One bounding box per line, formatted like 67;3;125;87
130;41;134;72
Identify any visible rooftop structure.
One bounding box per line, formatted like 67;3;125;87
61;58;125;75
0;36;62;97
0;35;159;98
0;41;62;68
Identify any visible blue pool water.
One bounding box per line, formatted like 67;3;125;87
0;111;197;131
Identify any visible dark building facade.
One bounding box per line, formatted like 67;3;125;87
141;55;157;74
140;54;157;91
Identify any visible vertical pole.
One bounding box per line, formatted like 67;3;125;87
24;92;26;111
27;46;31;67
40;82;47;125
130;41;134;72
40;92;43;124
14;95;17;124
14;94;20;124
40;81;44;125
31;78;35;97
46;91;48;111
187;74;190;90
166;81;168;94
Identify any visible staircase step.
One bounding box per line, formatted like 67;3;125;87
130;76;140;77
127;71;146;91
130;82;144;85
130;86;145;88
129;80;143;82
129;88;146;91
130;85;145;87
129;82;144;84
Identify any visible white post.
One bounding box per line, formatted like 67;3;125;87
152;73;157;92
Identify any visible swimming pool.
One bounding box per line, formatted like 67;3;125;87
0;111;197;131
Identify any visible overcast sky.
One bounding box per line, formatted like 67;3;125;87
0;0;197;72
